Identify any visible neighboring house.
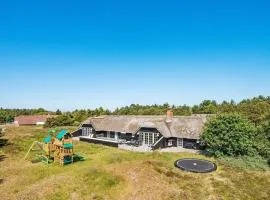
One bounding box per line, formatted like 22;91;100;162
14;115;51;126
74;111;211;149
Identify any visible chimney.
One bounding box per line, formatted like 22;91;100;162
166;109;173;123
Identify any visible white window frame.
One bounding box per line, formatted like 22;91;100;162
82;127;93;137
82;127;86;136
140;131;160;146
149;133;153;145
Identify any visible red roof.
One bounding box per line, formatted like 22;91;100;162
14;115;51;125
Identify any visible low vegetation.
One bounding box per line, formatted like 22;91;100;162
0;126;269;200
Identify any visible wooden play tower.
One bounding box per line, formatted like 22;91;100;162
53;130;74;165
25;130;84;165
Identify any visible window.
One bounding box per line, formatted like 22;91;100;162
82;127;93;137
88;128;93;135
82;128;88;136
149;133;153;145
177;138;183;147
168;139;173;146
110;132;115;139
140;131;160;146
144;132;149;145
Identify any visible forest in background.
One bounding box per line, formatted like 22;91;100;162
1;95;270;126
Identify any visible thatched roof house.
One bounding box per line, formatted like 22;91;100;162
82;114;209;139
77;111;212;149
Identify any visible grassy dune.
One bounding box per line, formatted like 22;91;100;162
0;126;269;200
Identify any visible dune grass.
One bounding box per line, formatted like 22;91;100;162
0;126;269;200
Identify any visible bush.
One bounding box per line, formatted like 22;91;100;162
44;114;74;127
253;127;270;159
201;114;257;157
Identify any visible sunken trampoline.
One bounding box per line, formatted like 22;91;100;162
175;158;217;173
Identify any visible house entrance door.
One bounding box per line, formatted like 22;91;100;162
142;132;153;146
140;132;160;146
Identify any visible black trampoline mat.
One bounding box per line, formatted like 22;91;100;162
175;158;217;173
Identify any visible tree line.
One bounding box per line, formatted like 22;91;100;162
1;95;270;126
46;95;270;127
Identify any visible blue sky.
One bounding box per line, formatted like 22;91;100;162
0;0;269;111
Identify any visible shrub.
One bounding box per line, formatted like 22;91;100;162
44;114;74;127
253;127;270;159
201;114;257;157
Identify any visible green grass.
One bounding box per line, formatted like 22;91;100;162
0;126;269;200
217;155;269;171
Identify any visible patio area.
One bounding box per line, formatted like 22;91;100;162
118;144;198;153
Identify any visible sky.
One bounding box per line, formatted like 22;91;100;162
0;0;270;111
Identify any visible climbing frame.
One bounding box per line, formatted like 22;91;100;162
25;129;85;166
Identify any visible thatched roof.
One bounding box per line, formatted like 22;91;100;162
82;114;212;139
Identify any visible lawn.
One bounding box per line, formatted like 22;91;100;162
0;126;269;200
